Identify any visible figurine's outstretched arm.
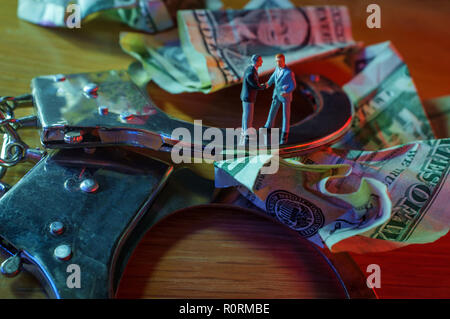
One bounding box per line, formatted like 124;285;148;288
248;70;266;90
267;71;276;87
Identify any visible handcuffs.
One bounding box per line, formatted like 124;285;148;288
0;70;354;298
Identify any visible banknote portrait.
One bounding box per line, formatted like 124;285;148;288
212;8;311;57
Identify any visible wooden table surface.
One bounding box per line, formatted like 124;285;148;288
0;0;449;299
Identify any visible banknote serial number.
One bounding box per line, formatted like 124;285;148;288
179;303;270;316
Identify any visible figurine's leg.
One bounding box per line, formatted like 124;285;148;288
281;97;291;144
241;102;253;134
247;102;254;131
264;98;281;128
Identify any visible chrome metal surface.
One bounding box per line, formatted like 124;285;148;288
53;245;72;261
0;253;21;277
53;74;66;82
0;182;10;198
32;70;353;157
49;222;64;236
25;148;45;162
80;178;99;193
0;94;39;182
83;83;98;95
120;111;132;121
63;131;83;144
98;106;108;115
0;147;173;298
83;147;96;154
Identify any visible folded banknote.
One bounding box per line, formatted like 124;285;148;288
17;0;225;32
215;138;449;253
120;5;357;93
336;41;435;150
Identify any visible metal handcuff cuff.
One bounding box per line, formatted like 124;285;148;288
0;70;353;298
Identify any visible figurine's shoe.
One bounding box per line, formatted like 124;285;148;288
280;132;289;145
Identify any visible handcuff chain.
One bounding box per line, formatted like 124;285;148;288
0;94;36;174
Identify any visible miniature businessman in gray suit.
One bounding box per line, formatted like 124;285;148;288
264;54;296;144
240;54;267;142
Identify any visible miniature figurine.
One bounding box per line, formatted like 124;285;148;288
263;54;296;145
240;54;267;143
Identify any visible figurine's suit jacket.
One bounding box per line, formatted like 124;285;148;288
240;65;265;103
267;67;296;103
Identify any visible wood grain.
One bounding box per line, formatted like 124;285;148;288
0;0;449;299
116;205;350;299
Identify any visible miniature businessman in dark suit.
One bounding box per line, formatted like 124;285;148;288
264;54;296;144
240;54;267;141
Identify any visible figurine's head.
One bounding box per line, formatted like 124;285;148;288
251;54;263;68
275;53;285;68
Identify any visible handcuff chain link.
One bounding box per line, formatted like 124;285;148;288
0;94;38;179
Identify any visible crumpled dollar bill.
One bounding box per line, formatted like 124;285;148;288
120;5;356;93
424;95;450;139
336;41;435;150
215;138;449;253
17;0;224;33
17;0;173;32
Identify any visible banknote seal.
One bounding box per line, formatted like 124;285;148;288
266;190;324;237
